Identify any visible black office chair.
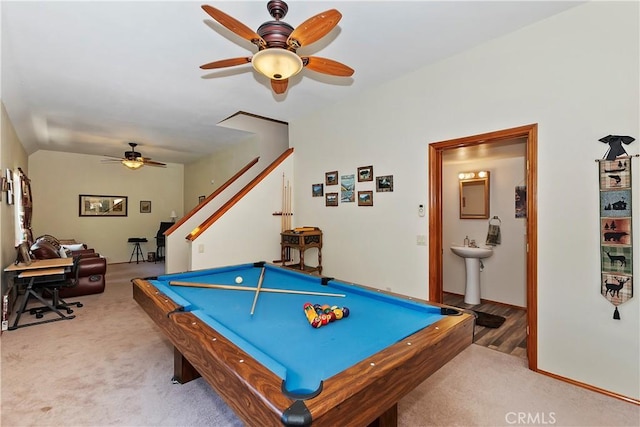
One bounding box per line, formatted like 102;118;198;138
30;256;84;319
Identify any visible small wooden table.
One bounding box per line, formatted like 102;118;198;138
281;228;322;274
4;258;74;329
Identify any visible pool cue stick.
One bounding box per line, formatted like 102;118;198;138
281;173;285;232
169;281;346;298
250;267;266;315
287;180;292;230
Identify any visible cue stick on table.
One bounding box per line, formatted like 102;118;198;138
169;281;346;298
250;267;266;315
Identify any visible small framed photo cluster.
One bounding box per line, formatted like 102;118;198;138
315;165;393;207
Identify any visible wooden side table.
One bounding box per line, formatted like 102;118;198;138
281;228;322;274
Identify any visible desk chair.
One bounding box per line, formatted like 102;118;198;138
29;256;84;319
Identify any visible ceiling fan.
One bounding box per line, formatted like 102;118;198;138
200;0;354;94
102;143;166;170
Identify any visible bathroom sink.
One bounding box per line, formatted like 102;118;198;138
450;245;493;259
450;245;493;304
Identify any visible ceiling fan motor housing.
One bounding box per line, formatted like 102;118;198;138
125;143;141;160
257;21;294;50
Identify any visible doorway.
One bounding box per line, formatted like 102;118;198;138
428;124;538;370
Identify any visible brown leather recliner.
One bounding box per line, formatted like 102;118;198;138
29;238;107;298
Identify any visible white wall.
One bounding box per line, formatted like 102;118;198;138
166;157;262;274
183;138;259;212
190;157;293;270
0;103;29;296
443;155;527;307
184;114;289;213
29;150;183;263
290;3;639;399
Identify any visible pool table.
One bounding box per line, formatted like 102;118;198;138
132;262;474;426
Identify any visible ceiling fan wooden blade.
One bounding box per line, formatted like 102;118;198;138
287;9;341;48
303;56;354;77
201;5;265;47
200;57;252;70
271;78;289;95
141;159;167;167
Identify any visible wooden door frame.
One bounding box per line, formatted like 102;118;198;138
428;124;538;370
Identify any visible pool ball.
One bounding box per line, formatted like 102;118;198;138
235;276;243;284
342;307;350;318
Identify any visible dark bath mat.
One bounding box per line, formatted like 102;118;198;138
474;311;506;328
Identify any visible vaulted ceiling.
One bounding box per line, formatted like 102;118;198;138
1;1;581;164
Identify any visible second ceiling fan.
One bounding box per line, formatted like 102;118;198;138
200;0;354;94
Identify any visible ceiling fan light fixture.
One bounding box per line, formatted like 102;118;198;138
122;159;144;170
252;48;302;80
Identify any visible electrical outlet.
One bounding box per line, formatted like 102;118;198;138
416;235;426;246
198;244;205;253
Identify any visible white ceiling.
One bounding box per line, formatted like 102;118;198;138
1;1;581;165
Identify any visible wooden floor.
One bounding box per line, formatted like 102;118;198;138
444;293;527;359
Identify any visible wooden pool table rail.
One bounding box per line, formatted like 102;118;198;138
133;277;474;426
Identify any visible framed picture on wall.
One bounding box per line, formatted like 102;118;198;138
357;166;373;182
325;171;338;186
79;194;128;217
376;175;394;192
358;191;373;206
5;169;14;205
325;192;338;206
140;200;151;213
312;183;324;197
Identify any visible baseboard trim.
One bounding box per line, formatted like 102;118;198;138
443;291;526;311
535;368;640;406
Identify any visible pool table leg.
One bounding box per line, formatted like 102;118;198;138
171;347;201;384
368;403;397;427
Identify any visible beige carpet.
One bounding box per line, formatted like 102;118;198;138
1;262;638;427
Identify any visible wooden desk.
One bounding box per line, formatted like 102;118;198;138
281;228;322;274
4;258;75;330
5;257;73;272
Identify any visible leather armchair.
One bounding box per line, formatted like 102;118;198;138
59;255;106;298
29;238;107;298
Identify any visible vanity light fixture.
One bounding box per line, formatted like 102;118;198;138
458;171;487;180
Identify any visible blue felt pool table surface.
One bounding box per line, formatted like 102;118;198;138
150;262;448;396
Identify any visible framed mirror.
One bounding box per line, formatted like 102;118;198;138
459;171;490;219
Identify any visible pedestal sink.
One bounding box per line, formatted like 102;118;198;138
450;245;493;305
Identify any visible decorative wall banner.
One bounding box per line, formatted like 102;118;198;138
598;157;634;319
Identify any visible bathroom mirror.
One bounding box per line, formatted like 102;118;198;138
459;171;490;219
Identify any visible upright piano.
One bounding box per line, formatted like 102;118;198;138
155;222;174;261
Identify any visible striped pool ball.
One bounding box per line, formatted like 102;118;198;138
311;317;322;328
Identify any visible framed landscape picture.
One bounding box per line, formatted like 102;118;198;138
325;171;338;186
79;194;128;217
325;192;338;206
140;200;151;213
376;175;394;192
358;165;373;182
358;191;373;206
312;183;324;197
